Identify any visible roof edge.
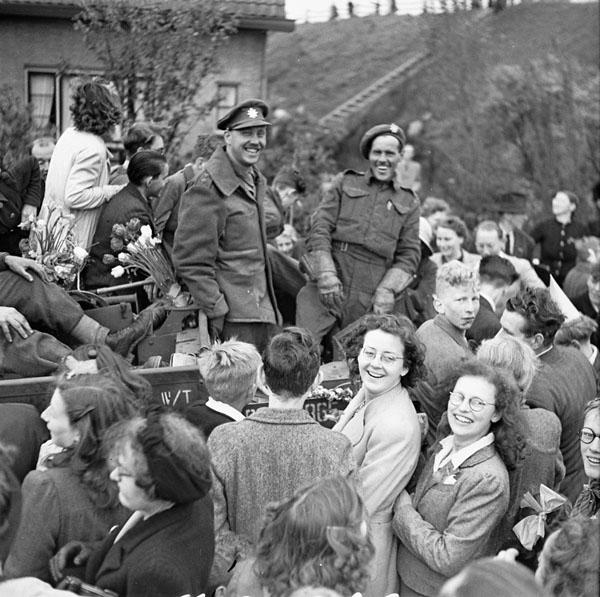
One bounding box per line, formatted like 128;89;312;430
0;3;295;31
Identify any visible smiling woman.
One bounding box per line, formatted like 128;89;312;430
334;313;424;596
393;359;527;597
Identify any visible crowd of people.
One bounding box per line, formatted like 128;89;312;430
1;78;599;596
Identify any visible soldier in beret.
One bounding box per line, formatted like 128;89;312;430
173;99;280;351
296;123;420;346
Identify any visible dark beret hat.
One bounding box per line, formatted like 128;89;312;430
217;98;271;131
494;192;529;215
359;123;406;159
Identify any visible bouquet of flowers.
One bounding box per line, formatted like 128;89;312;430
308;384;354;424
104;218;189;307
19;205;88;288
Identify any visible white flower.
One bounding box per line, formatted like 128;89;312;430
139;225;153;239
111;265;125;278
150;237;162;246
127;242;139;254
73;246;88;261
118;252;131;263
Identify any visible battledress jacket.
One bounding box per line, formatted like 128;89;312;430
308;169;421;279
173;147;278;324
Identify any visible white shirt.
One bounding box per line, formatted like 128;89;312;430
433;432;495;473
205;396;245;421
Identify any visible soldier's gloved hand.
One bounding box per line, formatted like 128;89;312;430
317;272;344;311
372;287;395;315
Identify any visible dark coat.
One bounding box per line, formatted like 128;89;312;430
572;291;600;348
182;403;237;439
86;498;214;597
466;295;501;349
173;147;278;324
83;183;153;290
510;227;535;261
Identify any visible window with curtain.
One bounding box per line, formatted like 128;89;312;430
28;72;56;132
216;83;239;122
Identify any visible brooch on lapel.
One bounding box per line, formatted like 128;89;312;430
432;462;461;485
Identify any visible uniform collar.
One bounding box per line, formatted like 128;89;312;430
365;168;403;192
205;146;261;198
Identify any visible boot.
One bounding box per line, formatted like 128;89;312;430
105;303;168;357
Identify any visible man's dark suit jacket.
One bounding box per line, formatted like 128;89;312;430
510;228;535;261
182;402;236;439
466;295;501;349
573;292;600;348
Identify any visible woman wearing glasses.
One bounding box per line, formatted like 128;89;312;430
571;397;600;517
392;359;527;597
334;313;424;597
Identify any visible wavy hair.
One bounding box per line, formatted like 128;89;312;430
254;476;374;597
50;373;138;509
339;313;425;389
65;344;152;408
539;516;599;597
104;411;212;501
437;359;527;470
70;78;122;136
505;287;565;347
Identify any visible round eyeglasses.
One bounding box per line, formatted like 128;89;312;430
579;427;600;444
361;347;403;365
448;391;495;413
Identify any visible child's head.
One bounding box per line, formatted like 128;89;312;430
434;261;480;331
262;327;320;399
198;340;262;410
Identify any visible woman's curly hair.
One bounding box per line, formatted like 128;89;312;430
539;516;599;597
47;373;138;509
70;78;122;136
254;476;374;597
437;358;528;470
338;313;426;389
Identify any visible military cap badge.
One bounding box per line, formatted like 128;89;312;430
247;107;259;119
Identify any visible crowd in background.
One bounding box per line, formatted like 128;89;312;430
0;78;599;597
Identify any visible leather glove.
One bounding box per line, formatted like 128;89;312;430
317;272;344;311
372;287;395;315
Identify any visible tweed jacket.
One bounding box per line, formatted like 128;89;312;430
85;498;214;597
41;127;122;249
207;408;355;577
173;146;278;323
394;443;510;597
4;466;128;582
416;314;472;441
83;182;154;289
497;407;564;550
334;385;421;597
525;345;596;503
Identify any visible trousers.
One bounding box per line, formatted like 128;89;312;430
296;246;389;342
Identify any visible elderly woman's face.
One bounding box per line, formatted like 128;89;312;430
436;226;463;259
358;329;408;398
110;443;155;514
581;410;600;480
41;389;79;449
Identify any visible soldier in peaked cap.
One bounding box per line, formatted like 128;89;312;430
296;123;421;356
173;99;280;352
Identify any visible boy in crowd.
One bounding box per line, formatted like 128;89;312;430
207;327;354;583
415;260;479;443
183;340;262;438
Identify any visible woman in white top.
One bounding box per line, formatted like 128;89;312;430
41;79;123;249
334;313;424;597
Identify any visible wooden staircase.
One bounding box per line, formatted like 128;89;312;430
318;51;433;131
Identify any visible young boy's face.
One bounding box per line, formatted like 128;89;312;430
434;283;480;331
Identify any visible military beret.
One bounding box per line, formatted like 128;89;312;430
494;192;528;215
217;98;271;131
359;123;406;159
